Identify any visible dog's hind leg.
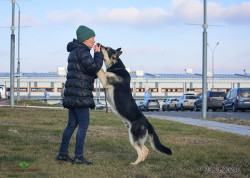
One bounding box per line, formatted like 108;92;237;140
142;145;149;161
129;124;149;165
130;144;149;165
129;137;149;165
128;130;143;165
130;144;144;165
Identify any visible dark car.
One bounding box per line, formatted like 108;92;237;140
143;99;160;111
162;98;178;111
53;101;63;105
222;88;250;112
194;91;226;111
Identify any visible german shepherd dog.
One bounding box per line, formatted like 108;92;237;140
97;46;172;165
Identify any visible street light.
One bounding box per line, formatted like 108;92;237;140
186;0;221;119
202;0;208;119
16;2;21;102
207;42;219;91
10;0;16;107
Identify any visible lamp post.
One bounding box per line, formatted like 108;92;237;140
202;0;208;119
16;2;21;102
10;0;16;107
207;42;219;91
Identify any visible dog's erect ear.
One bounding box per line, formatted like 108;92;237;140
115;48;122;58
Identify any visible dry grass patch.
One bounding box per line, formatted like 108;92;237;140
172;136;216;145
88;125;128;139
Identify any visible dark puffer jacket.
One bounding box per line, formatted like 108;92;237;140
63;39;103;109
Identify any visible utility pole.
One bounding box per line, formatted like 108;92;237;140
202;0;208;119
186;1;222;119
10;0;16;107
16;2;21;102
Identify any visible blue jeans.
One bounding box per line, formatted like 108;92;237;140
59;108;90;157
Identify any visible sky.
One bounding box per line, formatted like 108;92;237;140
0;0;250;74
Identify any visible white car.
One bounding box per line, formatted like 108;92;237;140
162;98;178;111
0;85;6;99
175;92;197;111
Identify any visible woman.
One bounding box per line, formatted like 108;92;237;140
57;25;103;165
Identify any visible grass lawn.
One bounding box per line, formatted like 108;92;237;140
9;99;63;108
5;99;250;126
0;107;249;178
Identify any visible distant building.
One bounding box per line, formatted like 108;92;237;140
1;68;250;104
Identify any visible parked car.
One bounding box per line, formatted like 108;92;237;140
175;92;197;111
0;85;6;100
162;98;178;111
143;99;160;111
53;101;63;105
137;102;145;111
194;91;226;111
95;101;106;110
222;88;250;112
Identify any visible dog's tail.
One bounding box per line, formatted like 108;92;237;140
148;123;172;155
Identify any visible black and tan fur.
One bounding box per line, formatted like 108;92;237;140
97;46;172;165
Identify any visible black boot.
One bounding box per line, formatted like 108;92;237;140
56;153;72;162
72;156;93;165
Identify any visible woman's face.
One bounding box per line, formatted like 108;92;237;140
83;36;95;49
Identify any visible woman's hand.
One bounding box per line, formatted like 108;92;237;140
94;43;101;52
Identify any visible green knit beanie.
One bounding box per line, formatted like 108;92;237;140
76;25;95;42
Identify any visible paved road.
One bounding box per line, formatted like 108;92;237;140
0;99;7;105
143;114;250;136
143;110;250;121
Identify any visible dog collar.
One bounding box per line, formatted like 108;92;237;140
107;68;125;72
